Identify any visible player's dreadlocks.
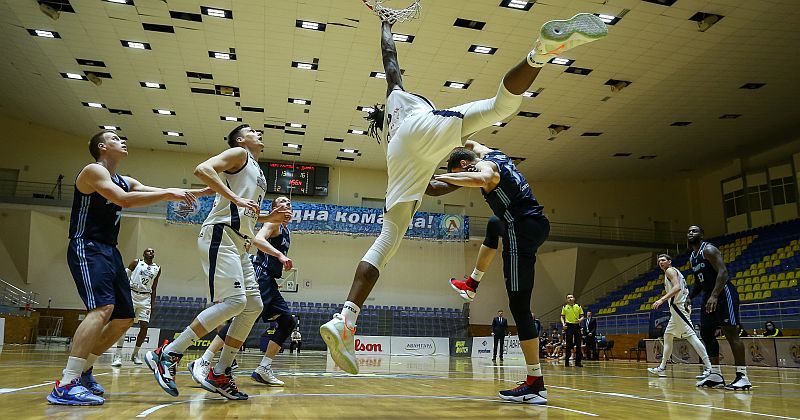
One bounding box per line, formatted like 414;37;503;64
364;104;385;144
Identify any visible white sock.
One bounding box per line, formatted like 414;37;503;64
686;335;712;370
202;349;216;363
165;327;199;355
660;335;673;370
114;336;124;354
711;365;721;374
526;50;546;67
341;301;360;327
84;353;99;372
736;366;747;375
132;346;141;358
527;363;542;377
215;344;238;375
470;268;484;282
61;356;86;384
260;356;273;368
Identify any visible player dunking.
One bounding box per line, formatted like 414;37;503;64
688;225;752;390
111;247;161;366
47;130;204;406
320;14;608;377
647;254;713;379
146;124;288;400
189;196;296;388
431;141;549;404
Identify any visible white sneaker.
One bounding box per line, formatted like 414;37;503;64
320;314;359;375
696;372;726;388
647;366;667;377
111;357;122;367
131;355;143;365
529;13;608;64
251;366;285;386
695;368;712;380
725;373;752;390
189;359;211;385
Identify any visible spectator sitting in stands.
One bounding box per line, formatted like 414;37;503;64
762;321;783;337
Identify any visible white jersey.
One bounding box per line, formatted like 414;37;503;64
381;89;463;211
664;267;689;306
130;260;160;293
202;152;267;239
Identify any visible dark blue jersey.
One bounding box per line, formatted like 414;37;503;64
252;224;291;279
690;241;725;295
481;150;544;222
68;167;128;245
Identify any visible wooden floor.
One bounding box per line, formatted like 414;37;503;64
1;345;798;419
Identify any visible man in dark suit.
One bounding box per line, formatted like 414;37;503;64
492;310;508;362
582;310;597;360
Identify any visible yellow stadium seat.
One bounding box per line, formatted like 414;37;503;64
763;290;772;299
770;254;778;261
787;271;796;279
743;284;753;293
752;283;761;292
744;292;754;301
792;245;800;252
744;277;753;285
735;271;743;278
769;281;779;290
779;252;787;259
790;279;798;288
732;279;741;287
778;272;786;280
768;274;777;282
778;280;789;289
753;291;763;300
757;268;766;275
744;269;752;277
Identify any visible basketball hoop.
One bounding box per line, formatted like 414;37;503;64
362;0;421;24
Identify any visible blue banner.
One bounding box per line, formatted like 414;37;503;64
167;197;469;241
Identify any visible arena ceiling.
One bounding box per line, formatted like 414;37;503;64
1;0;798;181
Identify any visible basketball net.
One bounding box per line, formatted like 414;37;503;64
362;0;421;24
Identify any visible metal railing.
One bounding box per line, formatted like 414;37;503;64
0;276;38;309
0;179;69;202
595;299;800;335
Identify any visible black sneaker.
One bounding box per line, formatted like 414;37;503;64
145;344;181;396
499;378;547;404
565;360;571;367
204;367;248;400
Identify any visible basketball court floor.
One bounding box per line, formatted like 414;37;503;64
1;345;797;419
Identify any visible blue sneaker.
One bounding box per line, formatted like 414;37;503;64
145;344;181;396
499;377;548;404
80;367;105;395
47;378;105;406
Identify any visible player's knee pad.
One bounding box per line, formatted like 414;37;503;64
483;216;503;249
700;325;719;356
508;290;538;340
196;294;247;331
226;294;263;341
269;312;296;345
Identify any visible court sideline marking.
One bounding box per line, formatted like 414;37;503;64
550;384;799;420
135;393;599;417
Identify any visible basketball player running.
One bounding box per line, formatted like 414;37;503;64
189;196;295;388
689;225;752;390
430;141;549;403
146;124;288;400
321;14;608;377
111;248;161;366
647;254;713;379
47;130;204;406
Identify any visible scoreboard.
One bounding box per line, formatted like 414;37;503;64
263;162;327;196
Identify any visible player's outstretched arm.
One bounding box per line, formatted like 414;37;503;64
78;164;196;208
194;148;259;214
425;179;461;196
381;21;403;95
251;222;293;271
257;205;291;223
434;161;498;189
126;179;213;198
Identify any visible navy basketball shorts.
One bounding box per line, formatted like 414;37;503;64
67;238;134;319
701;282;741;327
501;216;550;292
257;273;291;322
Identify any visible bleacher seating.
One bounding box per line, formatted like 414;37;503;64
149;296;469;350
592;219;800;319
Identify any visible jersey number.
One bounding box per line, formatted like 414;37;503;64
697;273;705;283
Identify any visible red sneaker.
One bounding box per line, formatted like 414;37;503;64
449;277;476;302
203;367;248;400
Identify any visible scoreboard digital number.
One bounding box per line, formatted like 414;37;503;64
266;163;316;195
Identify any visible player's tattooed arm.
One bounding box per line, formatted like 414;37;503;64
425;178;461;196
381;21;403;95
